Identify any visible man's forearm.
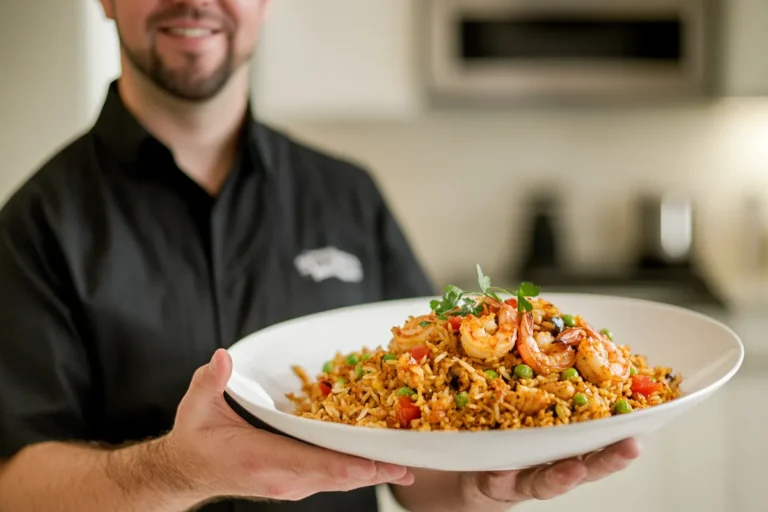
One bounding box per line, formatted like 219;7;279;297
390;469;510;512
0;439;205;512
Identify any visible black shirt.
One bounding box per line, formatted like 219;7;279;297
0;81;434;511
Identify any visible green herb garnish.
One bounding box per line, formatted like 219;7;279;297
429;265;541;319
419;321;432;327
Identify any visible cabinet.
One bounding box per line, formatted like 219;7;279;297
251;0;421;120
719;0;768;96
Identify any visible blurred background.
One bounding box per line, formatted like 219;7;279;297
2;0;767;510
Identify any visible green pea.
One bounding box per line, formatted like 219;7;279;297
514;364;534;379
561;368;579;381
362;353;373;360
600;328;613;341
397;387;416;397
322;361;334;373
346;354;360;365
383;354;398;362
355;365;364;379
614;399;632;414
455;391;469;409
562;314;577;327
333;378;347;390
484;370;500;380
573;393;588;407
630;366;637;376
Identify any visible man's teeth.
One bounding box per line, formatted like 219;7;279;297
166;28;214;38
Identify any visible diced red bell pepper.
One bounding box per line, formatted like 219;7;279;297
447;316;462;331
319;381;332;397
504;298;518;308
395;395;421;428
631;374;663;397
410;345;430;362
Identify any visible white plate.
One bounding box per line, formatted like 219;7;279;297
225;294;744;472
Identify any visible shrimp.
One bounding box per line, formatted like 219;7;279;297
508;385;554;415
575;324;630;384
391;314;441;353
459;303;518;360
517;312;577;376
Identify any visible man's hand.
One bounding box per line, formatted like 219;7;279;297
462;438;641;506
163;348;414;503
0;349;413;512
393;439;641;512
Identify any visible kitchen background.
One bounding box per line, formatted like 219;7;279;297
2;0;768;511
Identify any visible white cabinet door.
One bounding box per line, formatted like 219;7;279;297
252;0;420;120
721;0;768;96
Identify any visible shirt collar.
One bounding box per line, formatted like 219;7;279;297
93;80;272;177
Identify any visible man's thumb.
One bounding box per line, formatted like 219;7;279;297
189;348;233;398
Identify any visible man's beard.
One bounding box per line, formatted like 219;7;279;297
118;3;240;102
121;39;236;102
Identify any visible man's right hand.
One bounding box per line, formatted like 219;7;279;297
159;349;414;504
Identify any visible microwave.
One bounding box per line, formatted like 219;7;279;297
423;0;718;102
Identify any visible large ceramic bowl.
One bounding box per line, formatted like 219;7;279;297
225;294;743;472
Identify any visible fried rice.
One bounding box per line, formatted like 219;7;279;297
287;284;683;431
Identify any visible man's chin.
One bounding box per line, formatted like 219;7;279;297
151;68;233;102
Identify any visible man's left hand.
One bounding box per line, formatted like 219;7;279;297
392;438;641;511
461;438;641;507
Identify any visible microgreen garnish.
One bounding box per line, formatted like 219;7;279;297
429;265;541;319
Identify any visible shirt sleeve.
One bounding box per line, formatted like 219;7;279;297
0;196;93;459
369;179;436;300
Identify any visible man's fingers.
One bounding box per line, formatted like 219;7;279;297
187;349;232;396
582;438;641;483
515;460;587;501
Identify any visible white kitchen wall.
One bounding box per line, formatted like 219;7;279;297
0;0;90;204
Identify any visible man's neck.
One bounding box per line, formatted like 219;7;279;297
117;63;251;196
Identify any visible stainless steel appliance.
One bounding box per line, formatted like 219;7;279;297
423;0;717;102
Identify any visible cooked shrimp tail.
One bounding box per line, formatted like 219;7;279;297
575;324;630;384
517;312;576;376
460;304;518;360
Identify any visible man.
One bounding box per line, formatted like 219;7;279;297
0;1;641;510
